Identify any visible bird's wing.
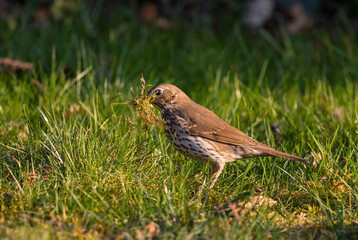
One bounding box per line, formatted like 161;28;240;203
178;102;263;146
177;103;308;163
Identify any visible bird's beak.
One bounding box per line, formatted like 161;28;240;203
146;92;153;100
130;99;137;106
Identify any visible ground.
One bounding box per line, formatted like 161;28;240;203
0;3;358;239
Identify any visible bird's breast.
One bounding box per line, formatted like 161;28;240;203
160;108;250;163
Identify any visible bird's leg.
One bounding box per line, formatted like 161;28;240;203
209;162;225;189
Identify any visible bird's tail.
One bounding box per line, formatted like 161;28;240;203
262;148;308;164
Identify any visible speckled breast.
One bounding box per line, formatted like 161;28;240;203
160;107;254;164
161;108;219;162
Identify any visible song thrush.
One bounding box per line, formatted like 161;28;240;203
147;84;308;188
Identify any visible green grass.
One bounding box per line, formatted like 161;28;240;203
1;4;358;239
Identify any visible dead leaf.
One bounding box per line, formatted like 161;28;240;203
0;58;33;72
145;221;160;239
287;4;313;33
118;232;131;239
1;120;29;139
36;4;51;21
229;194;277;218
17;124;29;139
156;18;171;29
332;180;347;195
140;2;158;22
135;229;144;240
310;152;323;167
64;103;81;117
24;170;50;186
240;195;277;209
69;103;80;114
228;202;241;221
134;221;160;240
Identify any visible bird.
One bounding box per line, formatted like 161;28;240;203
147;84;308;188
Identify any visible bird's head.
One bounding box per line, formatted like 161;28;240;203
147;84;188;110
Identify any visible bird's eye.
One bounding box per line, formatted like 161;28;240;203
155;89;162;96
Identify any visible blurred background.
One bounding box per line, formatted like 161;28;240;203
1;0;357;83
0;0;357;119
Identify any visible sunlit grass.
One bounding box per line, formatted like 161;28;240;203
0;5;358;239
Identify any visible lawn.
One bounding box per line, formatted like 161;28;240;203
0;2;358;239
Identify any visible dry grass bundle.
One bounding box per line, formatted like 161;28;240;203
131;76;164;127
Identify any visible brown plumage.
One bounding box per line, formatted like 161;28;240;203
147;84;308;188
